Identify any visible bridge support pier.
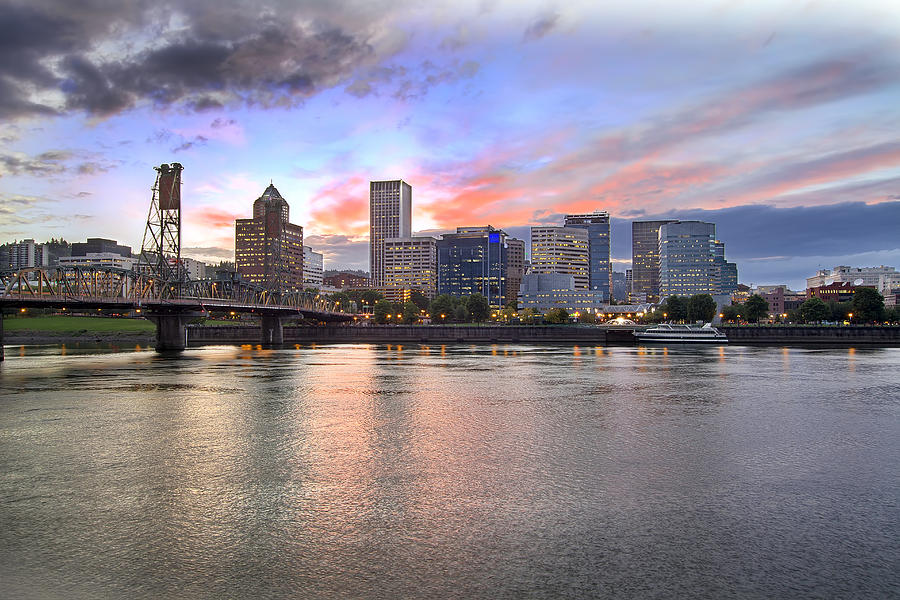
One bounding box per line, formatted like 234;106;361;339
261;314;284;345
153;314;188;352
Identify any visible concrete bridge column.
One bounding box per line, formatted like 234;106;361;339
261;314;284;345
153;314;188;352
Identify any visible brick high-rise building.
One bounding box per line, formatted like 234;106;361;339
235;183;304;292
505;237;526;306
369;180;412;287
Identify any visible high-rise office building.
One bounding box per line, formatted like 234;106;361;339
0;239;48;271
631;220;675;303
436;226;508;309
530;226;590;290
505;237;526;306
658;220;723;298
369;180;412;287
712;240;738;295
235;183;304;291
383;236;438;298
564;211;611;301
303;246;324;288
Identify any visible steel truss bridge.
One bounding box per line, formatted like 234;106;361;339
1;162;351;359
1;265;343;314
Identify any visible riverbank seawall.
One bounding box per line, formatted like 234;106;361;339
721;325;900;345
5;324;898;348
187;324;635;344
185;324;900;346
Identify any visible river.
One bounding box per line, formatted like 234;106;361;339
1;343;898;599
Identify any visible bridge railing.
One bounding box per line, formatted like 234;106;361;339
1;267;346;315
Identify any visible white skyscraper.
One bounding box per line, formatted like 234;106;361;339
369;180;412;287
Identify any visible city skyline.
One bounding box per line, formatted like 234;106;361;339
1;0;899;290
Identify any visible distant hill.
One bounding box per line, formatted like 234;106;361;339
324;268;369;277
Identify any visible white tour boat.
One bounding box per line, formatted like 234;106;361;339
634;323;728;343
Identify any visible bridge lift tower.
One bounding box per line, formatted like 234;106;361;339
138;162;184;297
137;162;196;351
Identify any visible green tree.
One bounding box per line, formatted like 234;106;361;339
373;299;392;324
721;303;742;322
885;306;900;323
408;289;430;311
545;307;569;324
687;294;717;323
743;294;769;323
453;304;469;322
578;312;598;324
429;295;455;323
520;307;537;324
800;297;830;323
662;296;687;322
831;300;851;322
330;291;351;309
851;288;885;323
466;293;490;322
401;301;420;324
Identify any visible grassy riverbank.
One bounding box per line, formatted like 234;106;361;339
3;316;156;345
4;315;155;333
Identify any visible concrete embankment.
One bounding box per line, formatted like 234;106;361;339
187;324;636;345
187;324;900;346
722;325;900;345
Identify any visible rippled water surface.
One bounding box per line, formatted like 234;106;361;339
1;343;899;599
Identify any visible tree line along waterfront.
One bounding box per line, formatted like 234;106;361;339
326;286;898;326
4;285;898;334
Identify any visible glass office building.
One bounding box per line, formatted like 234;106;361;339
436;226;508;309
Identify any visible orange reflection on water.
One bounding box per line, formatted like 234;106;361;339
299;346;383;537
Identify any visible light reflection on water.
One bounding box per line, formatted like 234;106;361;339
0;343;899;599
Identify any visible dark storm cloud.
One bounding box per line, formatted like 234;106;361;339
0;150;71;176
0;149;117;177
523;13;559;42
610;201;900;263
172;135;209;153
0;0;381;118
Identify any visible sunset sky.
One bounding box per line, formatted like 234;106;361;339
1;0;899;289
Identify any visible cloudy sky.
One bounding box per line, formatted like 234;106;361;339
1;0;898;289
